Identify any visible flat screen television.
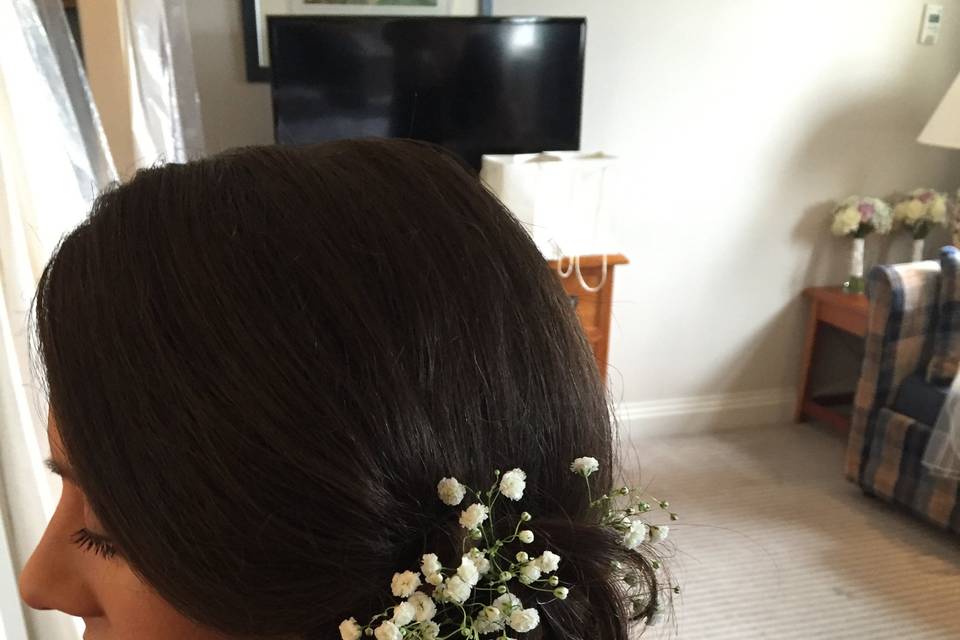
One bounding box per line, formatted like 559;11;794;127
268;16;585;170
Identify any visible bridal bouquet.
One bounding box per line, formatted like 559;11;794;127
893;188;948;239
830;195;892;294
894;188;948;262
830;195;893;238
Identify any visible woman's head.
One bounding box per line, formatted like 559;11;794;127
21;139;659;639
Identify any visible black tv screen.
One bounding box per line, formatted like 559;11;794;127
268;16;585;169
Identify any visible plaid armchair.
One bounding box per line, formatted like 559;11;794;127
845;246;960;533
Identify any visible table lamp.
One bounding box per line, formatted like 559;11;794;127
919;72;960;149
918;71;960;248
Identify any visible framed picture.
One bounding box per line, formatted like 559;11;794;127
242;0;469;83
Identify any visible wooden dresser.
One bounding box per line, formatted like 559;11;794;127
546;254;629;383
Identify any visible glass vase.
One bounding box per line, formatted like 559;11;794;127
842;237;865;294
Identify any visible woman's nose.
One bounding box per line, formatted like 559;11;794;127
19;509;101;617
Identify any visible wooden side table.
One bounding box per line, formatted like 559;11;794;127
795;286;869;431
547;254;628;384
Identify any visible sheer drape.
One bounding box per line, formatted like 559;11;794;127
0;0;115;636
126;0;205;165
923;373;960;479
1;1;203;638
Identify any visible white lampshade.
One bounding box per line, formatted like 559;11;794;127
919;71;960;149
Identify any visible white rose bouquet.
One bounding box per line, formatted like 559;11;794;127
830;195;893;238
829;195;892;294
893;188;948;239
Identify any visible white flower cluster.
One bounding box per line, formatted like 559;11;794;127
830;195;893;237
338;457;677;639
893;188;948;238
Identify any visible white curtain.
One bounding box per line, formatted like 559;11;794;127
0;0;115;637
126;0;205;165
0;1;202;638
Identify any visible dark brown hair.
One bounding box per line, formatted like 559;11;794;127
32;138;662;639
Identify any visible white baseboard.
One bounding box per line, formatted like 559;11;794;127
614;388;796;438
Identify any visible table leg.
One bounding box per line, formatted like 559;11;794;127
795;301;819;422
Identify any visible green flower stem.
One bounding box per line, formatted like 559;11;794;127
524;583;561;595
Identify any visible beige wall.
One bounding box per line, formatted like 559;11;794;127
185;1;273;153
185;0;960;428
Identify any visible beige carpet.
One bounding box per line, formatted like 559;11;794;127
621;422;960;639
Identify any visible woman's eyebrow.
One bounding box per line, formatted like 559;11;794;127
44;457;75;482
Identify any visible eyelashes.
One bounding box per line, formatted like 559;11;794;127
71;528;119;560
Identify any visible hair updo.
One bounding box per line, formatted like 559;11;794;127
33;139;663;639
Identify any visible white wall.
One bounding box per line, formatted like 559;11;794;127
188;1;960;432
494;0;960;431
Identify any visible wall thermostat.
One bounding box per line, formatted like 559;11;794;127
920;4;944;45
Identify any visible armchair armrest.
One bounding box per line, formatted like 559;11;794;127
844;261;941;483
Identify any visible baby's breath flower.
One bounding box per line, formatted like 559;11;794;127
474;605;504;634
457;555;480;586
339;618;362;640
437;477;466;506
420;621;440;640
336;457;676;640
622;520;648;550
518;562;541;584
373;621;402;640
408;591;437;623
508;608;540;633
444;575;472;604
392;601;416;626
493;592;521;616
650;525;669;543
476;556;491;574
459;503;488;530
570;457;600;477
499;468;527;501
468;548;491;575
390;571;421;598
421;553;442;577
536;550;561;573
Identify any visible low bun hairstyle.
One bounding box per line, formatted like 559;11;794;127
33;139;662;639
